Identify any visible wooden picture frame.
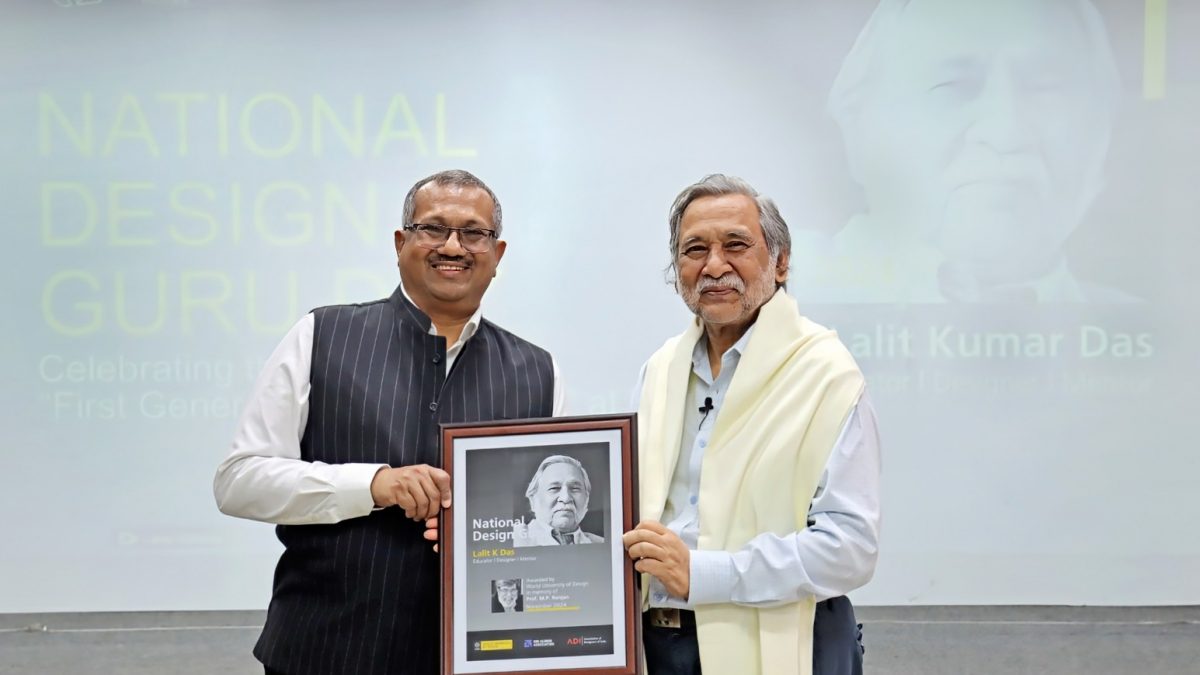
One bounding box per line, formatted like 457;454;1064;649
440;414;641;675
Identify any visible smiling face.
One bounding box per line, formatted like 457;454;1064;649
676;194;786;331
530;461;590;534
496;580;519;609
394;181;506;317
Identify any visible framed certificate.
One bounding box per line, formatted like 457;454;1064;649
439;414;641;675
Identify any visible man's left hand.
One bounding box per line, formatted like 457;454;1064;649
622;521;690;599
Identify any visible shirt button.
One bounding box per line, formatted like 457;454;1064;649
429;402;439;412
689;495;698;505
699;439;707;449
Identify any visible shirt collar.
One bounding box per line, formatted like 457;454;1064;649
1027;260;1085;302
691;323;756;383
527;518;586;542
399;283;484;343
835;215;1083;302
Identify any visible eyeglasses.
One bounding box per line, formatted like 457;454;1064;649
403;223;498;253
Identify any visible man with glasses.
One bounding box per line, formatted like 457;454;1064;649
214;169;564;675
624;175;880;675
491;578;524;613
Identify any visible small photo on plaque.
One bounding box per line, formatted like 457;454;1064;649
491;579;524;614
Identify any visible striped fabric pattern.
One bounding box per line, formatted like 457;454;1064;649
254;286;555;675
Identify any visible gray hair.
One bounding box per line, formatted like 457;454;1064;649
667;174;791;285
827;0;1122;131
401;169;503;236
525;455;591;501
495;579;520;591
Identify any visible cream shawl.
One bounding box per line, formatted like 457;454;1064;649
637;290;864;675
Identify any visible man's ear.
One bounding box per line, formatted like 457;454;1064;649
775;251;791;285
394;229;405;257
492;240;507;275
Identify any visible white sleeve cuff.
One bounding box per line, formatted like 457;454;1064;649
688;549;736;606
647;577;688;610
334;463;388;519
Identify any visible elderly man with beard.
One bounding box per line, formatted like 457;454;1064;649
810;0;1131;303
512;454;606;546
623;175;881;675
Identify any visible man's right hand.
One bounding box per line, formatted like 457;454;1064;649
424;517;439;552
370;465;452;520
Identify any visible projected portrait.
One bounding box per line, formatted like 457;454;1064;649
817;0;1136;303
512;454;606;547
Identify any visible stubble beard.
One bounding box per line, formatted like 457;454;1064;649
681;265;778;326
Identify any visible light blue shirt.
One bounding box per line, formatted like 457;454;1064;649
638;326;882;608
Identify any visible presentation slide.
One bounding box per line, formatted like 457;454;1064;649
2;0;1196;611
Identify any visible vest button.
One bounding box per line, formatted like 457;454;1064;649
432;355;441;364
429;402;439;412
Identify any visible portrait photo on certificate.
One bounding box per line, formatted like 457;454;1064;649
440;414;640;675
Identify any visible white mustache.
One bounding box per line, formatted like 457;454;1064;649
695;274;744;293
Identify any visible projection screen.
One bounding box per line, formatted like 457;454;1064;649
1;0;1196;611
